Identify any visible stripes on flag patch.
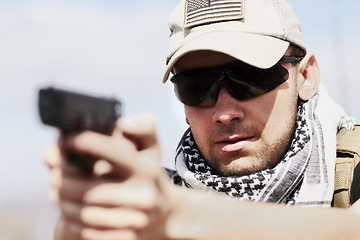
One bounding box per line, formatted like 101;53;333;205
184;0;244;29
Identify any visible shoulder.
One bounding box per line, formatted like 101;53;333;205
335;125;360;207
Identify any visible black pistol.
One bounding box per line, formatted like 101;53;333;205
38;87;122;135
38;87;122;172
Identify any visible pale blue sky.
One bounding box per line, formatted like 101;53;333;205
0;1;359;239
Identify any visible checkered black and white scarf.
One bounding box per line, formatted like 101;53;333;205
174;87;354;207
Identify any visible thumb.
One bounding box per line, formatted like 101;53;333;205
115;113;161;169
117;113;159;150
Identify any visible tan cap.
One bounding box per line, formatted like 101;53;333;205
163;0;306;82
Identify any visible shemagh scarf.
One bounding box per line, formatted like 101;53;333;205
175;86;355;207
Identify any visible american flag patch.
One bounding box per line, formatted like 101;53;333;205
184;0;244;29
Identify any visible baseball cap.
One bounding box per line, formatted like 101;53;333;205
163;0;306;82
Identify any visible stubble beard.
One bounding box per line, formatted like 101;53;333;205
195;112;298;178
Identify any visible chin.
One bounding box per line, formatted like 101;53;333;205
214;158;272;177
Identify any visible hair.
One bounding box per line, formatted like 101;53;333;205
289;44;306;57
289;44;306;66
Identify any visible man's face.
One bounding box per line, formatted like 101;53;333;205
173;50;300;177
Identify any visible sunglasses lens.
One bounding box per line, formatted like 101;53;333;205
171;69;221;106
171;61;289;107
226;62;289;100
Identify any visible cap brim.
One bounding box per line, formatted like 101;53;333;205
163;31;290;82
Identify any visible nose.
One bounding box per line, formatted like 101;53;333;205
212;87;245;125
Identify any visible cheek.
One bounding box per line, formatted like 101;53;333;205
185;106;208;128
184;106;212;145
260;85;299;139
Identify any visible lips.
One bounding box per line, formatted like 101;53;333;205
216;135;254;152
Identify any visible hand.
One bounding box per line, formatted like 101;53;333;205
45;114;172;240
350;199;360;216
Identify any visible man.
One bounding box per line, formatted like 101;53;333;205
162;0;356;206
46;0;360;239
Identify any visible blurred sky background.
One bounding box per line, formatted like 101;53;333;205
0;0;359;239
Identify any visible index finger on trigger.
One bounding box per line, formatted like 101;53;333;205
63;131;141;177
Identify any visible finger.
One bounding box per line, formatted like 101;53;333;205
48;187;60;207
56;217;83;240
82;180;159;210
62;131;140;176
82;207;148;229
60;200;148;229
59;134;100;176
117;113;158;151
59;217;139;240
51;169;156;207
117;114;161;169
81;228;138;240
58;216;139;240
51;169;105;202
44;144;61;169
43;130;62;169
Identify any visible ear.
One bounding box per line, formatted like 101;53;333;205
298;54;320;101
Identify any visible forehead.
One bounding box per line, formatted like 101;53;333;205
173;48;293;74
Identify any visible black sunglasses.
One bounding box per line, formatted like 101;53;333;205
170;56;303;107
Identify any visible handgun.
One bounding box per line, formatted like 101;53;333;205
38;87;122;135
38;87;122;172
